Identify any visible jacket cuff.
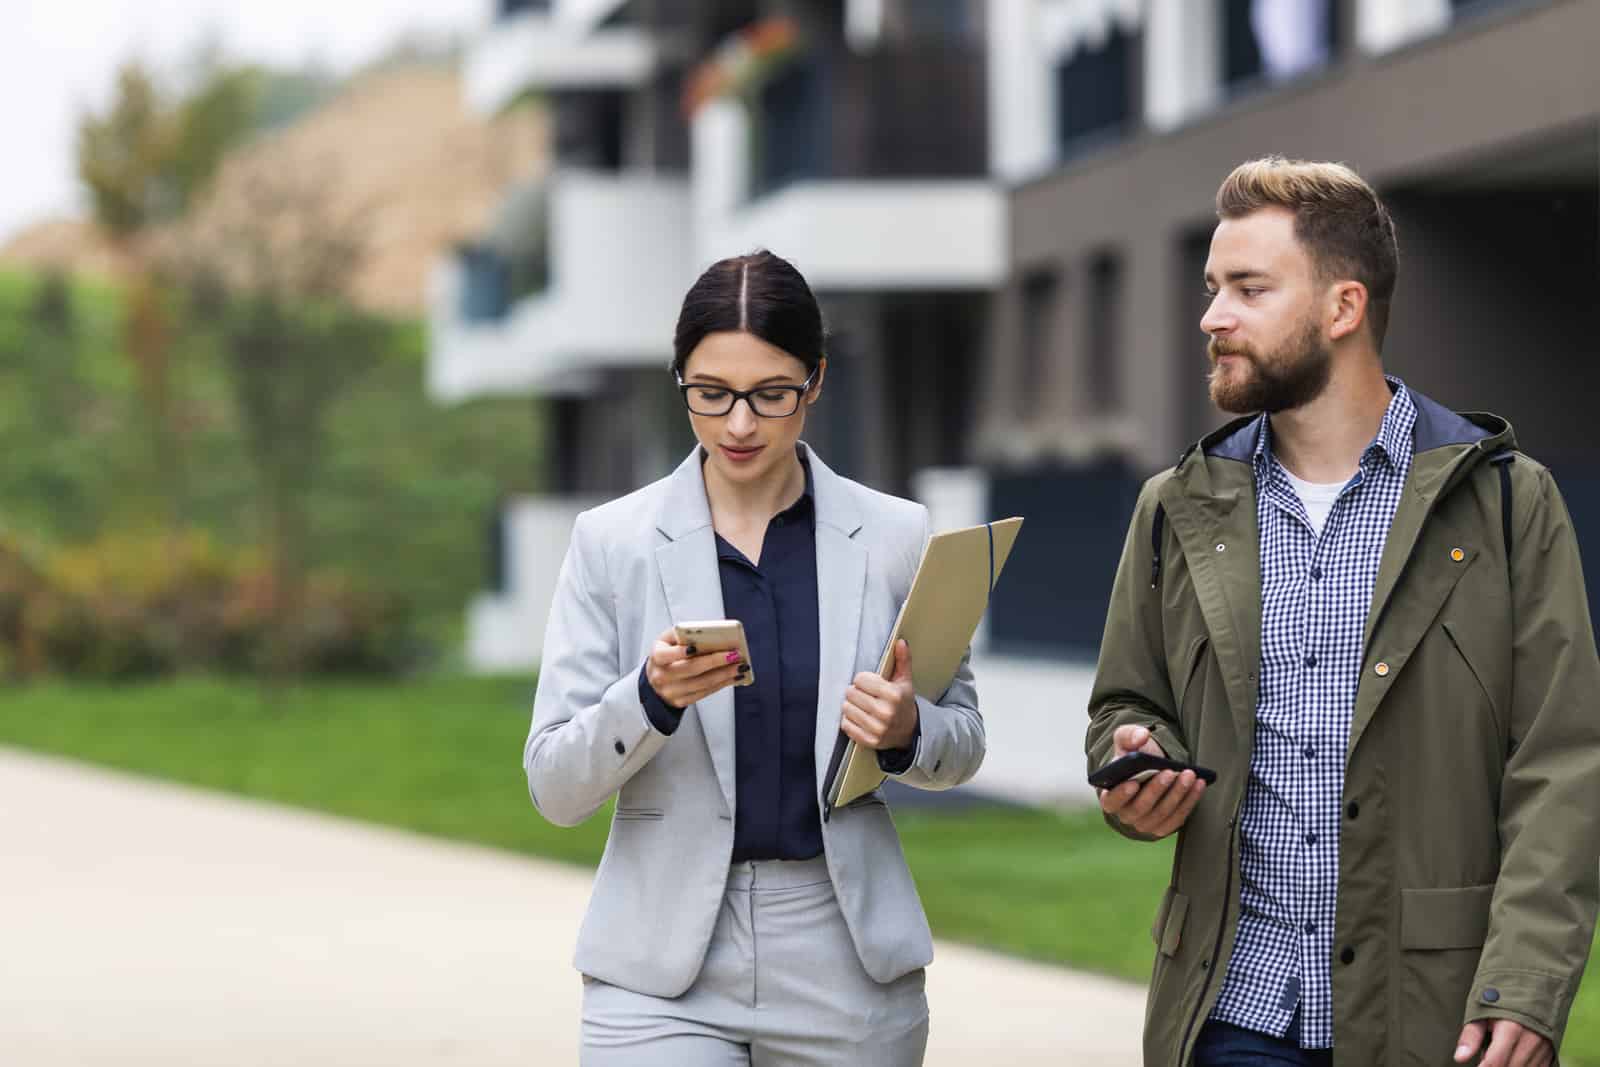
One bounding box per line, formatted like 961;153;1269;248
637;664;684;736
1463;970;1574;1043
876;719;922;775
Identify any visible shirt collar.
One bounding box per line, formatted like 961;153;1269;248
1251;376;1416;482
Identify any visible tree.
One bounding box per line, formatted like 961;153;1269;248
171;167;381;678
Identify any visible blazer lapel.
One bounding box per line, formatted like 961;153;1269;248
653;449;737;817
805;447;869;787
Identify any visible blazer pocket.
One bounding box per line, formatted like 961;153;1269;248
1401;884;1495;950
613;806;664;821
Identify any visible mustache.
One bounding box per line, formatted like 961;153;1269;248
1208;338;1253;361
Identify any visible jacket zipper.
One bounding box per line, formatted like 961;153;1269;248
1178;799;1242;1064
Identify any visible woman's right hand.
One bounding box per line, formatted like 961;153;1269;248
644;627;747;709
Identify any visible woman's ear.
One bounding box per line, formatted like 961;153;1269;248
807;358;827;404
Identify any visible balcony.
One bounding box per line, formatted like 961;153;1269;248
691;41;1003;291
428;170;690;403
750;42;988;197
464;5;656;115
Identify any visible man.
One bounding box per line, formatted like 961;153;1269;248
1087;157;1600;1066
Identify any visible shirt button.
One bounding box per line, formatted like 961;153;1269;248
1305;832;1318;846
1304;921;1317;935
1309;566;1323;580
613;739;626;756
1304;654;1318;668
1303;745;1316;759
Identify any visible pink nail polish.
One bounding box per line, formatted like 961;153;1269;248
725;651;741;663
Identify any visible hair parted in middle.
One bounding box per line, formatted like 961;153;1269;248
1216;156;1399;348
672;250;826;376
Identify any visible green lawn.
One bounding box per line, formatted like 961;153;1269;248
1;675;1595;1063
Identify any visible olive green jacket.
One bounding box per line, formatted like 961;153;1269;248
1087;390;1600;1066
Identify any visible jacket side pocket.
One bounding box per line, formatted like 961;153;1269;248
1401;884;1495;950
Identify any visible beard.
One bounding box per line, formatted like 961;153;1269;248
1207;315;1333;415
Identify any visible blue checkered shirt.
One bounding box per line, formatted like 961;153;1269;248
1209;379;1417;1048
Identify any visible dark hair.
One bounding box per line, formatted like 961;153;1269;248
1217;156;1400;348
672;250;825;375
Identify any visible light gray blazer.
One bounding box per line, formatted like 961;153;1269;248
524;443;984;997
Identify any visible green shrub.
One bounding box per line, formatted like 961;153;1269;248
2;531;421;680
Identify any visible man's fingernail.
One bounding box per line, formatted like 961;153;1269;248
725;651;741;663
1455;1047;1470;1060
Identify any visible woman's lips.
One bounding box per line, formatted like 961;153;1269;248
719;444;764;463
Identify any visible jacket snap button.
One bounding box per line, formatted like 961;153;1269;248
1450;547;1465;562
1482;987;1501;1004
1374;662;1390;677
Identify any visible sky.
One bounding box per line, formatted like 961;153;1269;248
3;0;492;245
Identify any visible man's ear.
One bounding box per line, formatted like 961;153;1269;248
1328;280;1368;342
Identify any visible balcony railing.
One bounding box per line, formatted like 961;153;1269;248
749;41;987;199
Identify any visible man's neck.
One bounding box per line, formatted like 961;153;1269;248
1268;359;1393;485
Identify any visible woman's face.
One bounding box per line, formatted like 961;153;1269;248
680;330;824;488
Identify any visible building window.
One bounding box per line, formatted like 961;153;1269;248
1223;0;1336;93
498;0;552;18
1085;252;1122;414
1020;268;1060;420
1055;23;1138;155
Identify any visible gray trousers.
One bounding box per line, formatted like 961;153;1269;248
581;856;929;1066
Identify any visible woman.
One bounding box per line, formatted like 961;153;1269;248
524;250;985;1066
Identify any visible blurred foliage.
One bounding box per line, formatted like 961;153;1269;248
0;269;542;667
76;56;336;237
6;531;418;680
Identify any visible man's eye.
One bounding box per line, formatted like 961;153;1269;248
1242;287;1265;298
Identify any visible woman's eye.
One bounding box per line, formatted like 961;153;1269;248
693;388;729;401
756;391;789;403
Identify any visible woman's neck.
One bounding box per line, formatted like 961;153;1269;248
703;446;807;530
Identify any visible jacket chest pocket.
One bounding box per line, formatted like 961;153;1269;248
1175;635;1211;737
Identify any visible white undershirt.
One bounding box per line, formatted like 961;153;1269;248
1281;468;1346;538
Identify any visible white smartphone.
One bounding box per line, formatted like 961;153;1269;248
673;619;755;687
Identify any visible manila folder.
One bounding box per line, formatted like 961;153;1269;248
821;517;1023;818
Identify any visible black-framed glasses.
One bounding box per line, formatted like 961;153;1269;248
676;367;818;418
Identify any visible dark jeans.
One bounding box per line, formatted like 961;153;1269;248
1194;1012;1333;1067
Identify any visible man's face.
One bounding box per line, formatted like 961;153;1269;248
1201;206;1332;415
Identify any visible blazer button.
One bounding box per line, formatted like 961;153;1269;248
613;739;626;756
1374;662;1390;677
1482;987;1501;1004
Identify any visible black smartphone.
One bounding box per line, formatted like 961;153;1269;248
1088;751;1217;791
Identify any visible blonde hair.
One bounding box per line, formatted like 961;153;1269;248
1217;157;1399;347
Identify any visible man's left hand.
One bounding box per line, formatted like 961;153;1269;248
841;639;918;750
1455;1018;1554;1067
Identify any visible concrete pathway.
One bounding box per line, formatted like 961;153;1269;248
0;747;1146;1065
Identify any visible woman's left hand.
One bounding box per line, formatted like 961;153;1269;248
841;639;918;750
